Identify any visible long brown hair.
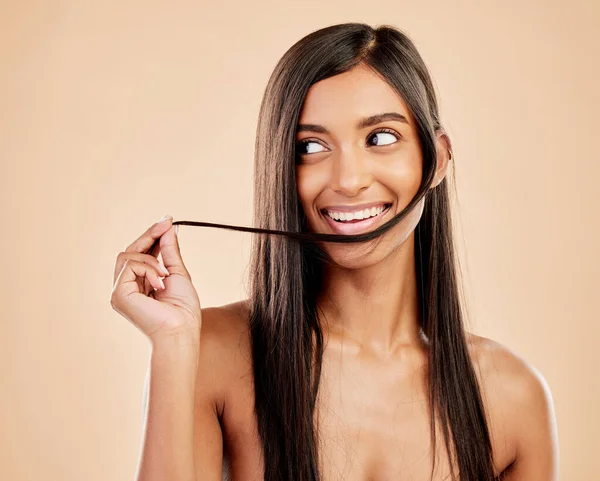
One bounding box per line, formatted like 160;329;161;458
167;22;497;481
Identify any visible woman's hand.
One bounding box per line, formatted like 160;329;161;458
110;215;202;344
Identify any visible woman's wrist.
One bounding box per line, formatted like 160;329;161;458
150;328;200;354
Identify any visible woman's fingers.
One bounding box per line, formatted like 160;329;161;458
110;259;178;333
113;215;173;282
156;223;191;280
111;259;164;309
113;251;170;286
110;215;201;342
125;215;174;256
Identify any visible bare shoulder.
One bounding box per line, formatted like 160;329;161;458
465;333;554;407
465;333;559;477
196;299;253;414
199;298;252;353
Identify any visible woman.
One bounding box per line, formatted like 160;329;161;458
110;23;558;481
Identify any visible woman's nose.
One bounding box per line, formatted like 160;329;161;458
329;149;373;197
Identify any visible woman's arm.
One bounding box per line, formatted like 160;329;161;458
134;324;225;481
134;334;200;481
480;338;560;481
502;361;559;480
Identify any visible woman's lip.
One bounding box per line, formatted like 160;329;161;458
322;204;392;235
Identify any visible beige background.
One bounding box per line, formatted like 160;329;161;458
1;1;598;479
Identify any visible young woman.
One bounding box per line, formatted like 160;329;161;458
110;23;558;481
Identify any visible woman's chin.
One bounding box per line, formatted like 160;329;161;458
320;242;397;269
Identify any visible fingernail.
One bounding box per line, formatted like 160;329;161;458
158;277;165;289
158;214;172;223
175;224;179;236
159;263;170;276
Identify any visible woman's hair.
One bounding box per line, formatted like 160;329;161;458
169;22;497;481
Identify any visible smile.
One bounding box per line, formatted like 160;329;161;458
322;203;392;235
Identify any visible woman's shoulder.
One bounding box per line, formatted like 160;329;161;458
194;299;253;412
200;299;251;342
465;332;552;402
464;332;557;468
198;298;253;365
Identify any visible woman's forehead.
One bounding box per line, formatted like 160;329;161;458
298;65;412;129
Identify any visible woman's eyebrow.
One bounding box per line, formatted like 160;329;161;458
296;112;409;135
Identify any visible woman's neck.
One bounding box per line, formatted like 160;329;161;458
317;234;423;357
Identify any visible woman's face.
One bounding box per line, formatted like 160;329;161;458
295;63;449;268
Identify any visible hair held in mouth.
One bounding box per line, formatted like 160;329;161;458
155;184;433;266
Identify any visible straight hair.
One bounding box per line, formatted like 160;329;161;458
163;22;498;481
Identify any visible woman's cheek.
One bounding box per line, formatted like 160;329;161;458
296;170;316;208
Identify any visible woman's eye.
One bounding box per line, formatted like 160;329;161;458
369;131;398;146
296;140;325;155
296;129;399;157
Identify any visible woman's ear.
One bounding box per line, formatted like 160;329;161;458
429;130;453;189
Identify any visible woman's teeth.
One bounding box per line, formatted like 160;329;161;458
326;205;388;223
